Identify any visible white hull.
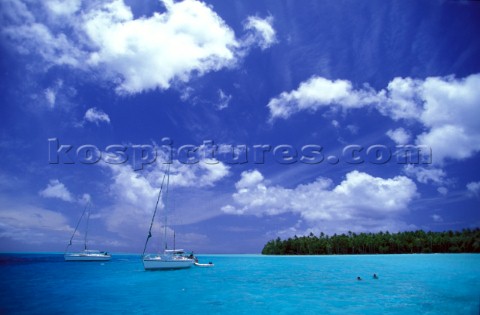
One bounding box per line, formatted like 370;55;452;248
194;262;214;267
64;252;111;261
143;256;194;270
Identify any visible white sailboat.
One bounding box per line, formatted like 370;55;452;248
64;204;111;262
142;164;195;270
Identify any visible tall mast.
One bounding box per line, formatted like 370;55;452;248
141;164;169;257
65;202;89;253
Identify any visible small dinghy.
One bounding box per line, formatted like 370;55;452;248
194;262;214;267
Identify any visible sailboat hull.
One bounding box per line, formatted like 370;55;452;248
143;257;194;270
64;252;111;261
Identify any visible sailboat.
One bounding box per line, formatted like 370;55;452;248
64;203;111;262
142;164;196;270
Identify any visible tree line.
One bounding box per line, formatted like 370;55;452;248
261;229;480;255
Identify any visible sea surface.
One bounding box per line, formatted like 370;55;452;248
0;253;479;314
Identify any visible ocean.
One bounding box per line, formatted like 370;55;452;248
0;253;478;314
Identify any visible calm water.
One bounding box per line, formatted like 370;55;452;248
0;253;479;314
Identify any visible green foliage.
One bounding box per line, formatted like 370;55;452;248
261;228;480;255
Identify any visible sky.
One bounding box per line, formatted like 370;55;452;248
0;0;479;254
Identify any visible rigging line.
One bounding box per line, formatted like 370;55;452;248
65;202;89;254
84;208;91;251
142;163;170;257
164;163;171;251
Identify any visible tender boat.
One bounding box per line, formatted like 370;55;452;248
194;262;214;267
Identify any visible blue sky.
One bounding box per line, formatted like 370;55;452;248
0;0;479;254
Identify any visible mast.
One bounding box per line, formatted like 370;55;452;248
65;202;89;253
172;184;176;251
141;163;170;257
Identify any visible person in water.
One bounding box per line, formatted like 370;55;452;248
373;274;379;279
357;276;362;281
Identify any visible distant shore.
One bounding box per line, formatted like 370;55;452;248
262;229;480;255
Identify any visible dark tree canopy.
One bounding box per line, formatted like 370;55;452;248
261;229;480;255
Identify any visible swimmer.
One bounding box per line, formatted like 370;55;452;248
357;276;362;281
373;274;379;279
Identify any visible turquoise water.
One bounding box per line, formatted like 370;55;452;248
0;254;479;314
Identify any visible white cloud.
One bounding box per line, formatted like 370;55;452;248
416;125;477;164
243;15;277;50
410;74;480;164
156;160;230;189
235;169;264;189
432;214;443;222
41;80;66;109
100;157;230;235
437;187;448;196
216;89;232;110
268;73;480;165
223;170;417;232
84;107;111;125
386;127;411;145
2;0;277;95
2;18;85;67
403;165;446;185
0;204;73;244
377;77;424;120
44;88;56;108
83;0;241;94
39;179;74;202
42;0;81;17
466;181;480;197
179;87;195;102
267;76;380;120
346;124;359;134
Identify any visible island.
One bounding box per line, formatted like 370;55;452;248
261;229;480;255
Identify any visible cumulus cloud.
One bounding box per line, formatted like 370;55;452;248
82;0;241;93
235;169;264;189
222;169;417;232
42;0;81;16
100;156;230;235
267;77;379;120
268;73;480;165
386;127;411;145
39;179;74;202
2;0;277;94
432;214;443;223
377;77;424;121
84;107;111;125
